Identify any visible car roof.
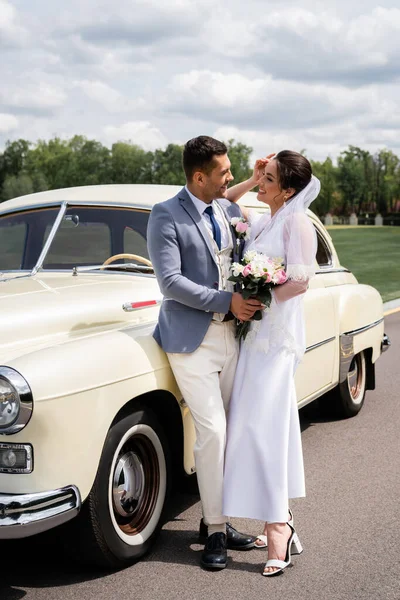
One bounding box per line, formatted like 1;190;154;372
0;183;319;222
0;184;264;211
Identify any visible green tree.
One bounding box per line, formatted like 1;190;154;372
374;149;400;214
310;157;338;216
226;139;252;183
0;139;31;198
111;142;154;183
151;144;185;185
2;173;34;200
337;146;372;215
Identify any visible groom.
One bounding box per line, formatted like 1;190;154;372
147;136;261;570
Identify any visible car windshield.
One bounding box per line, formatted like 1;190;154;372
0;205;150;273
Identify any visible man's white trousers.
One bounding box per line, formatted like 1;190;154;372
167;320;239;525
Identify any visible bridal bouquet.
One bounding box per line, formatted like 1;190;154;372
228;250;287;341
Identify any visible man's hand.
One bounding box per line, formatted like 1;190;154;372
230;293;263;322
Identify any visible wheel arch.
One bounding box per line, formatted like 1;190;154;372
111;389;185;480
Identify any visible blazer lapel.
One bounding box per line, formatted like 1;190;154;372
178;189;217;265
218;201;242;261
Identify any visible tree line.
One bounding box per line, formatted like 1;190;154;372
0;136;399;217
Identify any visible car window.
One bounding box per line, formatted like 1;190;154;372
0;222;26;270
124;227;149;259
43;206;150;269
44;220;111;268
0;206;151;271
315;227;332;268
0;207;60;271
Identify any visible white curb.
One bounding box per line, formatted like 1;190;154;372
383;298;400;312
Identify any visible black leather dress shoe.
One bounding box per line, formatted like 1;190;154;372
199;519;256;550
200;532;227;570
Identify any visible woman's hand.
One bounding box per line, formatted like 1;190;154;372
249;153;275;188
226;153;275;205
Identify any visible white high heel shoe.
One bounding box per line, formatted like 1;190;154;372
255;509;303;555
262;524;302;577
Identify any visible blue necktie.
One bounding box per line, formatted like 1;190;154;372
204;205;222;250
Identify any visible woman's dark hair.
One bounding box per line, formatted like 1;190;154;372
274;150;312;195
183;136;227;181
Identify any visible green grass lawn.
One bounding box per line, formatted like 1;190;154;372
326;226;400;303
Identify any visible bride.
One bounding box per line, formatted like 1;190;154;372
223;150;320;576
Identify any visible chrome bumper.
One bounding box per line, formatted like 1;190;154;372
381;333;391;353
0;485;81;539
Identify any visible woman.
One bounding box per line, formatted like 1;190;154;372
223;150;320;576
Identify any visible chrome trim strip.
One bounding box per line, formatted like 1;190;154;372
123;300;162;312
0;367;33;435
73;263;153;275
342;318;384;337
31;202;68;275
339;333;355;383
315;268;351;274
0;485;81;539
305;336;336;353
0;201;152;216
297;381;337;410
0;202;63;217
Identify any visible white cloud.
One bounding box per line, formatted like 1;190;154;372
0;113;18;133
0;0;400;161
0;79;67;114
0;0;28;47
166;70;383;130
103;121;168;150
73;80;146;113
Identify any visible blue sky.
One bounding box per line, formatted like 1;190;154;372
1;0;399;161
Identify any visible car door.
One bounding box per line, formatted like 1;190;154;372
295;223;337;406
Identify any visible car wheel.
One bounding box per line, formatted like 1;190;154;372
332;351;367;418
73;405;170;569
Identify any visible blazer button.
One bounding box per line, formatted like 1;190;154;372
213;282;218;288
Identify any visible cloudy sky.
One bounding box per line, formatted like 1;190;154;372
1;0;399;162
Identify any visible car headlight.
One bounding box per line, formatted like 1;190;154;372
0;367;33;435
0;378;20;427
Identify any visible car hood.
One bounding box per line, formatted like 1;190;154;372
0;272;161;363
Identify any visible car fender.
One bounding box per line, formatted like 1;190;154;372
0;324;188;499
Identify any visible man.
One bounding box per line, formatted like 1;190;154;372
147;136;261;570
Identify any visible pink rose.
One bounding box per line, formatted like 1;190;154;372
236;221;249;233
263;271;272;283
243;264;252;277
275;269;287;284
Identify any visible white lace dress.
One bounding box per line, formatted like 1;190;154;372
223;206;317;523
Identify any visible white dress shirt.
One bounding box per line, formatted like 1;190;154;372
185;186;230;249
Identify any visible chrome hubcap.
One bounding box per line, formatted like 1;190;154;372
111;433;160;535
113;451;145;518
347;354;363;402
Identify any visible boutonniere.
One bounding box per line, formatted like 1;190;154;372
230;217;251;248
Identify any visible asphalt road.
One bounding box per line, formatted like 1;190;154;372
1;313;399;600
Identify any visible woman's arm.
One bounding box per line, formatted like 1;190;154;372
226;156;273;204
273;279;308;303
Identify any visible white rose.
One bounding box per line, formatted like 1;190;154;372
231;263;244;277
244;250;257;263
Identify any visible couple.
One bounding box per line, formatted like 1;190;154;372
147;136;320;576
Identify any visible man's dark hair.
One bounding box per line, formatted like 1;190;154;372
182;136;227;181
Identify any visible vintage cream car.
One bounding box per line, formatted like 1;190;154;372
0;184;389;568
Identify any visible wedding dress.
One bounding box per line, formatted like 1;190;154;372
223;176;320;523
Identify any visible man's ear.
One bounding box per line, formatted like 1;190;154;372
193;170;205;187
